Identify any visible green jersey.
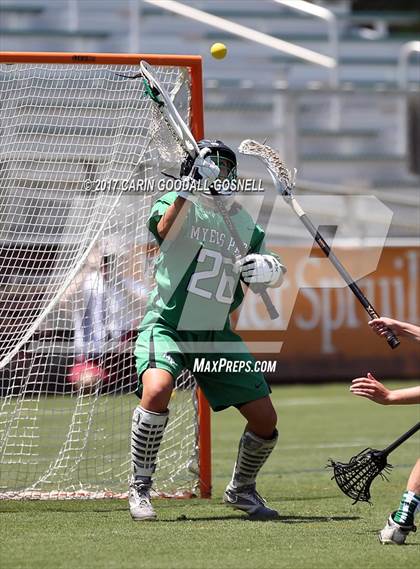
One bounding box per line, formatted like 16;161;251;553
144;192;273;331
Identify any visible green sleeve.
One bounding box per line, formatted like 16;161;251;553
147;192;178;243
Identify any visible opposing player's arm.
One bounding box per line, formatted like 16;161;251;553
350;373;420;405
369;317;420;343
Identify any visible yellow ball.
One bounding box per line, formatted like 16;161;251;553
210;42;227;60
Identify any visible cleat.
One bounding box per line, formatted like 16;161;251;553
223;483;279;520
129;479;156;521
379;512;416;545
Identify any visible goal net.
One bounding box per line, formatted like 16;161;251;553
0;53;210;499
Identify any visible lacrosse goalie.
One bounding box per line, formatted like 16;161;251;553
129;139;286;521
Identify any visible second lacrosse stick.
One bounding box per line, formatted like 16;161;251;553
238;139;400;350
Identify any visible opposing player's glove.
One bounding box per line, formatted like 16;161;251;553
235;254;286;288
178;147;220;200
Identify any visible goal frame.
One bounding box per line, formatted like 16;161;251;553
0;51;212;499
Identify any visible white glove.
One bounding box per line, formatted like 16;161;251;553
235;254;286;288
178;147;220;200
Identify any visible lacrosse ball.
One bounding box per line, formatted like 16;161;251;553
210;43;227;59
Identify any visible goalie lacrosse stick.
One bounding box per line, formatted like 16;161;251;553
238;139;400;350
117;62;279;320
327;421;420;503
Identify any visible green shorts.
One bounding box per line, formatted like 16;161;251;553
134;316;270;412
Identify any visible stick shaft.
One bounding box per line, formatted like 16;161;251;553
382;422;420;456
288;196;399;349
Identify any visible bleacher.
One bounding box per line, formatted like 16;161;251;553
0;0;419;240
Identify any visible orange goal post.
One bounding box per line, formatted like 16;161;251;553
0;52;211;499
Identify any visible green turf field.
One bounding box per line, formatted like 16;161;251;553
1;382;419;569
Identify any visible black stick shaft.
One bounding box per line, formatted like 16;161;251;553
296;209;399;349
382;422;420;456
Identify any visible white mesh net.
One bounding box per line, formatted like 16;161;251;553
0;61;201;499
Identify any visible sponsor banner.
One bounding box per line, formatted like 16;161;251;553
236;246;420;380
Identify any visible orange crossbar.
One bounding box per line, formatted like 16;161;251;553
0;51;205;186
0;51;202;66
0;50;211;499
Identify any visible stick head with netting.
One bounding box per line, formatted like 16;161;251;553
327;448;392;504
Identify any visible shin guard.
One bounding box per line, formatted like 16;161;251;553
131;406;169;482
230;429;278;488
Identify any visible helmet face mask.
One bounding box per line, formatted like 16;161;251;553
179;140;237;210
180;139;237;193
198;139;237;199
207;154;237;183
